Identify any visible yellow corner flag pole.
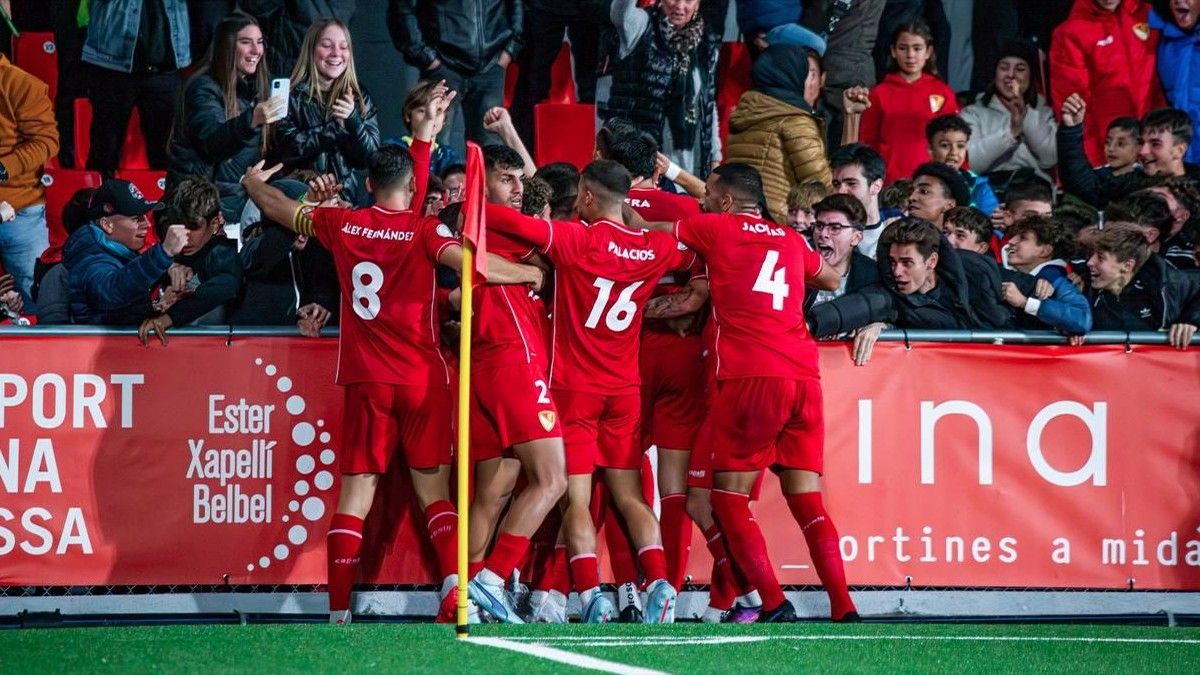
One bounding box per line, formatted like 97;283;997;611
455;243;474;639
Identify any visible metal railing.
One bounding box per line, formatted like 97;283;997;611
0;326;1192;346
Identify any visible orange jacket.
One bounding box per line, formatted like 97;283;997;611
0;54;59;211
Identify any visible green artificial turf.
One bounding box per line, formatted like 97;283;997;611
3;622;1199;674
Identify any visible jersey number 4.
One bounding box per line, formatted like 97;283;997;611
753;250;789;311
585;277;645;332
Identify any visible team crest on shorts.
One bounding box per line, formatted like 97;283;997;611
929;94;946;113
538;410;557;431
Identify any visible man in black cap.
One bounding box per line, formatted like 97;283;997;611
907;161;971;230
63;179;187;325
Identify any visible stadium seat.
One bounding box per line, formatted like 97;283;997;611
39;168;102;264
717;42;753;148
12;32;57;102
534;103;595;169
73;99;152;170
116;169;167;202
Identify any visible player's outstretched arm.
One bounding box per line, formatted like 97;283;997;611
808;258;842;292
621;204;674;233
438;244;545;289
645;278;709;319
242;161;311;234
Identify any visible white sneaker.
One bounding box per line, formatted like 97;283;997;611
529;589;569;623
700;606;727;624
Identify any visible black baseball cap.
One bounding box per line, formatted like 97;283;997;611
913;162;972;208
89;179;164;218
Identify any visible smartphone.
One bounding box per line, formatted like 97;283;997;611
270;78;290;117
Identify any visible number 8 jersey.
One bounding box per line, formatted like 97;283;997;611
308;205;459;387
486;204;696;394
673;213;826;382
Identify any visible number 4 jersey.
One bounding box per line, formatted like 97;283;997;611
673;212;826;382
308;205;459;387
486;204;697;394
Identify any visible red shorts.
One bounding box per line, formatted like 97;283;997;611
341;382;453;473
639;332;705;450
556;389;641;475
470;360;561;462
686;430;765;500
706;377;824;474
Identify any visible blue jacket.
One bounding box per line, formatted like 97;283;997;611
1151;10;1200;164
1031;276;1093;335
64;224;174;325
82;0;190;73
962;169;999;216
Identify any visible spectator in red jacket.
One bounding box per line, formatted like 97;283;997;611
1049;0;1165;168
856;20;959;185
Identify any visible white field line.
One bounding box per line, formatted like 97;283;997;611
502;635;1200;646
469;637;669;675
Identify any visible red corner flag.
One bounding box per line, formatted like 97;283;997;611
461;142;489;279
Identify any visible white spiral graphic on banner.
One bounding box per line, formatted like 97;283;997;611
244;357;337;574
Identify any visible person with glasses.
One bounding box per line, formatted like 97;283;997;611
804;194;879;310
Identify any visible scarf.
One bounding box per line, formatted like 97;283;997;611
657;10;706;150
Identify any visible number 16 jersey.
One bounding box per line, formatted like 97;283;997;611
486;204;696;394
673;212;825;382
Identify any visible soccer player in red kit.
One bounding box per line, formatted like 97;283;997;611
641;163;858;622
464;144;568;624
484;160;696;623
598;121;706;614
242;85;542;625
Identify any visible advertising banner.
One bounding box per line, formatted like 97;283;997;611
1;336;1197;590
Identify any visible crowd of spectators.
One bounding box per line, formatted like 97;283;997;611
0;0;1198;349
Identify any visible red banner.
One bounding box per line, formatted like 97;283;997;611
1;337;1198;590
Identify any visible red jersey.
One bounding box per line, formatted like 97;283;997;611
860;73;960;184
486;204;696;393
472;228;548;368
626;186;706;329
624;187;700;223
309;205;459;387
673;212;825;382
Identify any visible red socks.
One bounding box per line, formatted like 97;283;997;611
484;532;531;581
659;493;692;589
569;552;601;592
326;513;365;612
637;544;668;583
786;492;857;620
702;524;735;609
549;544;570;594
710;489;786;610
423;500;458;579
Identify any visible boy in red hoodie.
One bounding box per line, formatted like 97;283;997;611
1050;0;1165;167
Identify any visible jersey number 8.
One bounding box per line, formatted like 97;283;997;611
352;261;384;320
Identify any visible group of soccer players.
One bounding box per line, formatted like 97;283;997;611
242;82;859;626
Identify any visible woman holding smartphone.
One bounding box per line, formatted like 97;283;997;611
167;13;286;223
272;18;380;207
